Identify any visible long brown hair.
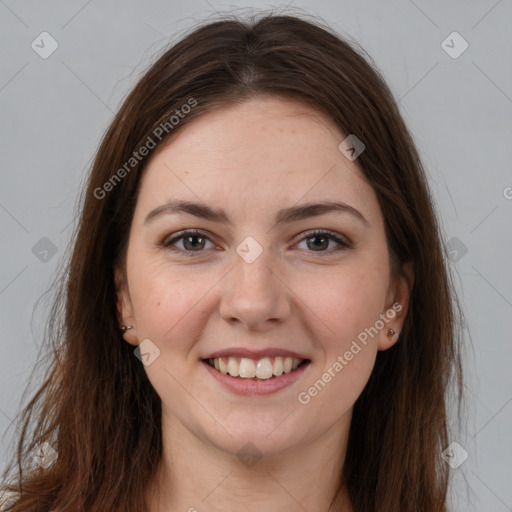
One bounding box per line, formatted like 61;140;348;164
1;11;464;512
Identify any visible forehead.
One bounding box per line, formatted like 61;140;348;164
135;96;379;226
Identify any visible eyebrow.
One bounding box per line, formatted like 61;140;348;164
144;199;369;227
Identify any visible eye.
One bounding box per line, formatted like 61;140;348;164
160;228;351;257
160;229;215;256
295;229;351;254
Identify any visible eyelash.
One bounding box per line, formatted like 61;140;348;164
160;229;351;257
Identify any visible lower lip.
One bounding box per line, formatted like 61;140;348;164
202;360;311;395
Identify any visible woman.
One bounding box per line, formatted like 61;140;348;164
0;12;463;512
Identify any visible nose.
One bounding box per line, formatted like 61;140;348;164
219;246;291;331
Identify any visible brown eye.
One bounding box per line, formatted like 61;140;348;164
180;234;206;251
296;230;351;254
161;229;214;256
160;229;351;258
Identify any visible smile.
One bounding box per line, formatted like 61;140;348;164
202;356;311;396
205;356;308;380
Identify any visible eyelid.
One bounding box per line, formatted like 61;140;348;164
160;228;352;256
296;229;351;247
160;229;216;256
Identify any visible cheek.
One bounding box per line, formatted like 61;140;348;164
129;257;214;354
297;261;388;344
293;260;388;404
296;268;384;414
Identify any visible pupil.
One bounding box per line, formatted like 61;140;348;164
308;236;327;250
184;235;204;250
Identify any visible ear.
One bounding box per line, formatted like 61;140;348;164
378;261;414;351
114;266;138;346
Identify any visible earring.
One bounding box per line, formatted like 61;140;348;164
387;328;400;343
120;325;133;332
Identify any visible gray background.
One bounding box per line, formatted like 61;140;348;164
1;1;511;510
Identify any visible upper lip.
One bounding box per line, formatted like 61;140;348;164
203;348;310;360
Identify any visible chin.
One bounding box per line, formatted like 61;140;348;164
205;421;306;461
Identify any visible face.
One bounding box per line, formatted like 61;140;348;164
116;96;412;458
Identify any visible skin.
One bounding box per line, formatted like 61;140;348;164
115;96;414;512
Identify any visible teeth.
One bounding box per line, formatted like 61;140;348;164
227;357;239;377
239;358;256;378
256;358;273;379
218;357;228;374
209;356;305;379
273;356;283;376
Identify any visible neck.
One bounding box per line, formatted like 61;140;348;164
145;410;353;512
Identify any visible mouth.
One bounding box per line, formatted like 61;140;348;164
203;356;310;380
